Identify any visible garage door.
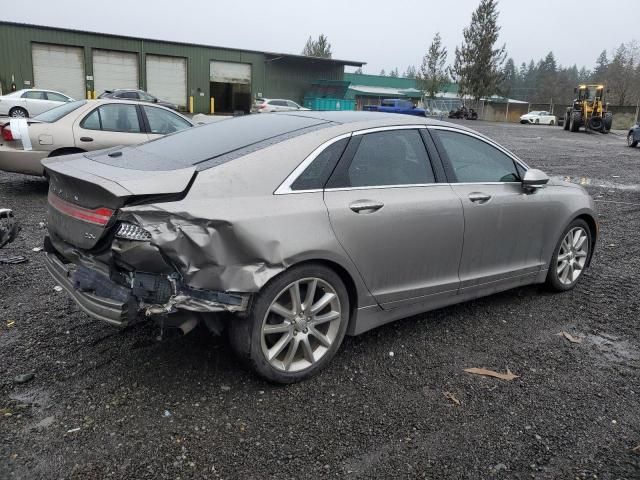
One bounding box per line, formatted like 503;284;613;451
210;61;251;84
32;43;85;100
146;55;187;108
93;50;139;95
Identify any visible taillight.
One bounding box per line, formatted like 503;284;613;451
1;125;13;142
258;104;267;109
48;192;114;226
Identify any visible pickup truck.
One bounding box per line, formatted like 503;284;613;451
363;98;427;116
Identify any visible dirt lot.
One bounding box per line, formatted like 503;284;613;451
0;121;639;479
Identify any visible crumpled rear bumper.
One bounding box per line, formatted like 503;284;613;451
44;252;136;327
44;248;251;328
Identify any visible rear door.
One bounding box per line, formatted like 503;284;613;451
23;90;51;116
323;127;464;307
73;103;149;150
429;127;549;290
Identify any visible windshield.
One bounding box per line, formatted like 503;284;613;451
34;100;87;122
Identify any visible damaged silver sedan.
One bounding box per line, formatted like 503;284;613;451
42;112;597;383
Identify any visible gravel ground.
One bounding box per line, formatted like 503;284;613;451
0;121;639;479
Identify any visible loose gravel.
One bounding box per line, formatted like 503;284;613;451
0;121;638;479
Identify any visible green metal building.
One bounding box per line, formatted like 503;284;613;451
0;22;364;114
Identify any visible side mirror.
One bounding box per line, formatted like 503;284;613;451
522;169;549;190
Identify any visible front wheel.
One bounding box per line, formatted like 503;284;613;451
546;219;592;292
228;264;350;383
628;133;638;148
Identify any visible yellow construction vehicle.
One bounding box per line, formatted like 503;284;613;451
563;84;613;133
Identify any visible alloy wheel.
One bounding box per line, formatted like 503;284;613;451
10;109;26;118
261;277;342;372
556;227;589;286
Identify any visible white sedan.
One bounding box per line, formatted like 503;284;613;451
520;111;558;125
0;89;75;118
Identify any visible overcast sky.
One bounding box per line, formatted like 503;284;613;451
4;0;638;74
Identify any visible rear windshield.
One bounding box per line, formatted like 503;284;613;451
88;113;336;171
34;100;87;122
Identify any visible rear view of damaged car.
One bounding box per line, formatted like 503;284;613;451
43;111;597;384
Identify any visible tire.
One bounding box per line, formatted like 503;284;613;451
588;117;603;131
569;111;581;132
563;113;570;131
546;219;592;292
228;263;350;383
603;113;612;133
535;118;539;124
9;107;28;118
549;120;555;126
627;133;638;148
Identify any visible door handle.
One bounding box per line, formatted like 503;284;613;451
79;137;93;142
468;192;492;204
349;200;384;213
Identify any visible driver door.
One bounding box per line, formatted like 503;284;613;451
430;127;550;291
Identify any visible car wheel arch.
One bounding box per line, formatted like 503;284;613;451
573;213;597;267
48;147;86;158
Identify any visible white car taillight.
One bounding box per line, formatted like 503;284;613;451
115;222;152;241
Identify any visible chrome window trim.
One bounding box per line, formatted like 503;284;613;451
325;183;446;192
274;133;352;195
427;125;531;174
275;125;432;195
352;124;427;136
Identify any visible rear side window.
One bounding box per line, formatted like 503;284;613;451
434;130;520;183
332;129;435;188
23;91;46;100
291;137;349;191
80;104;142;133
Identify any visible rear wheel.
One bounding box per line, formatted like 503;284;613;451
627;133;638;148
546;219;592;292
563;111;570;131
228;264;350;383
549;119;555;126
9;107;28;118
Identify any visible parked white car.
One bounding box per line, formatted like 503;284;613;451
252;98;310;113
0;99;193;176
0;89;75;118
520;111;557;125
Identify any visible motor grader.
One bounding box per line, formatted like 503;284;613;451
563;84;613;133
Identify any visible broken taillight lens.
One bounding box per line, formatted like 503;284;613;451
47;192;114;226
1;124;13;141
115;222;151;241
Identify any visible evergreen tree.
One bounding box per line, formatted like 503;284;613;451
404;65;417;78
354;67;363;75
379;69;386;76
302;34;332;58
592;50;609;80
500;57;517;97
389;68;399;77
418;32;449;98
452;0;506;101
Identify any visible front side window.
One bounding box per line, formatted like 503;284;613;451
80;104;141;133
286;101;300;108
434;130;520;183
46;92;70;102
291;137;349;191
142;106;191;134
339;129;434;188
23;91;46;100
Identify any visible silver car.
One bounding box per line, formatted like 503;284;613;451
0;89;74;118
42;112;597;383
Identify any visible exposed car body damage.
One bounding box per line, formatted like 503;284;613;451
42;111;597;382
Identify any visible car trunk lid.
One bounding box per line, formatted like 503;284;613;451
43;150;196;250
